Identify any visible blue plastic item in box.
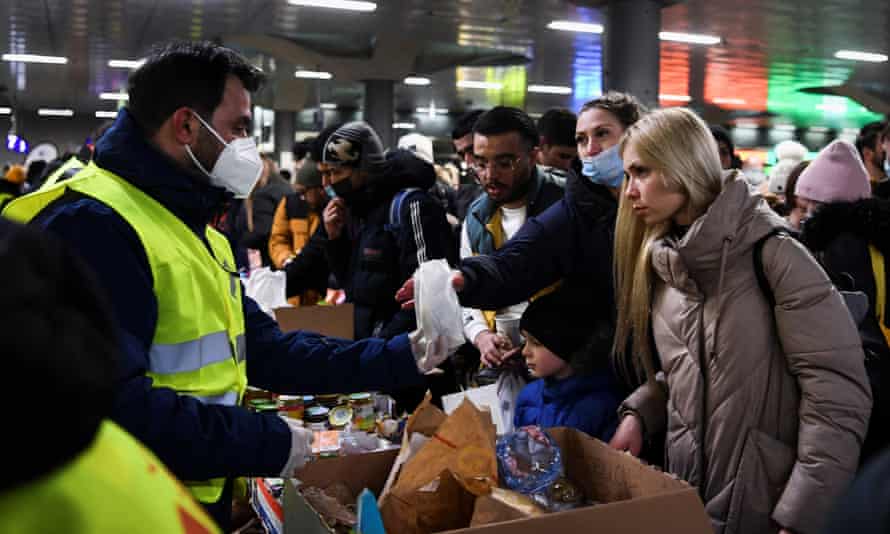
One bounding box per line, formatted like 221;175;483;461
495;425;563;495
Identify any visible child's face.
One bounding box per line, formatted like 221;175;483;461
521;331;573;380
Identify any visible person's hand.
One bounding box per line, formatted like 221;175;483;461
609;413;644;457
279;417;314;477
323;197;347;240
396;271;465;310
475;331;513;368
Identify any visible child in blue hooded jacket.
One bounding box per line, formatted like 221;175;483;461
514;289;621;441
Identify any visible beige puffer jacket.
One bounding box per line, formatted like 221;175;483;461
622;172;871;534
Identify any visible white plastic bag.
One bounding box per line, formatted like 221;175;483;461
496;370;526;435
244;267;290;316
412;259;465;364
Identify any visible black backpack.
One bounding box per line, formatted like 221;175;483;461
753;229;890;464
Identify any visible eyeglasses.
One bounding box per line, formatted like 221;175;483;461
470;155;521;175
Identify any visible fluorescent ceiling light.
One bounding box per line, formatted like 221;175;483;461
773;124;796;131
320;102;337;109
834;50;888;63
457;80;502;90
416;107;449;115
108;59;145;69
546;20;604;34
2;53;68;64
95;111;118;119
659;31;721;45
713;97;746;105
527;84;572;95
659;94;691;102
393;122;416;129
809;126;830;133
404;76;431;86
38;108;74;117
295;70;333;79
99;92;129;101
0;107;11;115
288;0;376;12
735;121;758;129
528;112;543;119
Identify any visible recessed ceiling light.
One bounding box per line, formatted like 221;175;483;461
0;107;11;115
404;76;431;86
295;70;333;79
457;80;502;90
735;121;759;129
546;21;604;34
659;94;692;102
38;108;74;117
416;107;449;115
108;59;145;69
659;32;722;45
773;124;796;131
834;50;888;63
393;122;416;129
99;92;129;101
288;0;376;12
320;103;337;109
95;111;118;119
527;84;572;95
2;53;68;64
713;97;746;105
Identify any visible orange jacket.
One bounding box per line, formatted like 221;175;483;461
269;194;322;306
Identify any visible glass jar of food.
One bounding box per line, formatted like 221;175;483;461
349;392;375;431
277;395;304;420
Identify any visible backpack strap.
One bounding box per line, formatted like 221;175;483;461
385;187;422;235
753;228;791;308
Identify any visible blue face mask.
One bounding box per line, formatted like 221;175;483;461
581;145;624;188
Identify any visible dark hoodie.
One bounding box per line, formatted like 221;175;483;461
27;109;427;528
800;197;890;463
324;148;457;339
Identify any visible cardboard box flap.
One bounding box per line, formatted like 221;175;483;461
548;427;691;503
295;447;399;498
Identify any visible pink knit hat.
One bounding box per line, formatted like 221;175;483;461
794;139;871;203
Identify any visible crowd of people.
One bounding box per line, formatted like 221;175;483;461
3;39;890;534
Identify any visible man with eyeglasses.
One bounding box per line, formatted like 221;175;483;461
461;107;565;370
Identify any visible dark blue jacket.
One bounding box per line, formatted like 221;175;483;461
514;373;621;442
323;150;457;339
29;109;425;488
459;172;618;329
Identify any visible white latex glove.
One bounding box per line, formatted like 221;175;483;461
279;417;314;477
409;330;449;374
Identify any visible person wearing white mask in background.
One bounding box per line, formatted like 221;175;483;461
396;92;647;397
2;40;451;531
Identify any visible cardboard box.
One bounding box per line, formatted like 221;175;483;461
275;303;354;340
444;427;712;534
283;447;399;534
284;427;711;534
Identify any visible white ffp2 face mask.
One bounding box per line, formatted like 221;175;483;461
185;112;263;198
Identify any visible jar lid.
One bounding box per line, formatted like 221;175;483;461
329;405;353;427
279;395;302;402
305;406;330;422
302;395;315;403
348;393;372;402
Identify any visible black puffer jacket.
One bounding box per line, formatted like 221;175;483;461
800;197;890;462
324;149;457;339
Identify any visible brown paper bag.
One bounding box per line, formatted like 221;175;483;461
380;397;498;534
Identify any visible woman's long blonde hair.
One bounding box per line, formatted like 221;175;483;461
612;107;724;382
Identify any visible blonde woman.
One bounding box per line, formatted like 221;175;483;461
608;108;871;534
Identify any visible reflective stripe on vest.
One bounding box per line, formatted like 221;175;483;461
3;162;247;504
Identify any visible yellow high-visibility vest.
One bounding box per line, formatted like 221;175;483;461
4;162;247;503
0;420;221;534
